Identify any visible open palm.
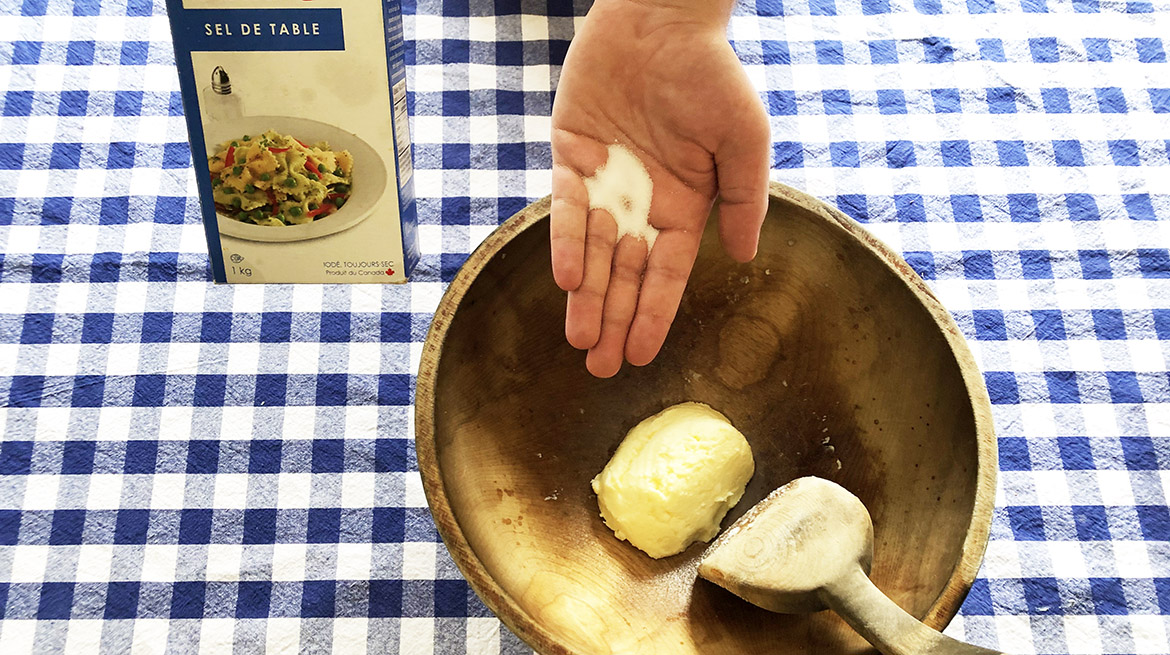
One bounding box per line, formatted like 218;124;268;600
551;0;771;378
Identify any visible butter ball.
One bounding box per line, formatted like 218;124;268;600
591;402;755;559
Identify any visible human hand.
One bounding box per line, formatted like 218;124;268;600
550;0;771;378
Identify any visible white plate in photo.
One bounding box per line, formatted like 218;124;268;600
205;116;390;243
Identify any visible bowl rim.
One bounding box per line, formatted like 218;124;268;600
414;181;997;655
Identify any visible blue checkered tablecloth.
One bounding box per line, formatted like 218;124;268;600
1;0;1168;652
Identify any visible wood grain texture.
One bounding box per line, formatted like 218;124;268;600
415;183;997;655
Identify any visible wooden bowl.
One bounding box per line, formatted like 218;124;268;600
416;182;996;655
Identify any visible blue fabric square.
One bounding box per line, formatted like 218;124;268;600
260;312;291;343
38;582;74;619
3;90;34;116
915;0;943;14
935;141;973;167
1071;249;1109;277
1034;308;1071;339
59;91;88;117
1109;374;1144;404
62;441;97;474
886;141;916;168
1121;437;1158;468
773;141;803;168
1089;579;1128;615
1046;371;1081;403
974;310;1008;340
254;374;286;407
999;437;1032;471
242;509;277;544
963;579;994;615
1137;250;1170;278
378;374;410;405
178;509;213;544
442;39;469;63
186;440;220;475
0;143;24;169
442;90;469;116
81;313;113;343
496;143;525;170
1124;194;1156;221
66;41;95;66
236;581;271;619
922;36;953;63
877;89;907;114
72;0;99;15
170;581;206;619
148;252;178;282
1022;578;1061;612
153;196;187;225
161;142;189;169
194;374;227;407
761;40;790;65
72;375;105;408
372;508;405;543
1021;0;1048;11
1072;505;1111;539
99;196;129;224
835;195;867;222
119;41;148;66
1029;38;1060;62
830;142;859;167
1107;140;1140;165
809;0;837;15
861;0;890;12
11;41;42;65
248;440;282;474
1065;194;1099;221
320;312;350;343
1008;506;1046;540
132;374;165;407
1008;194;1041;222
1084;38;1112;62
140;312;172;343
316;374;349;406
1096;87;1127;113
114;509;150;544
962;250;995;279
21;313;52;344
985;371;1020;404
442;143;470;169
107;142;136;169
369;580;403;617
1053;140;1084;166
50;510;86;545
1091;309;1126;339
996;140;1028;166
869;40;897;63
1128;1;1154;11
1132;38;1160;61
951;195;982;222
104;582;141;620
1072;0;1099;10
1041;88;1071;113
8;376;45;407
768;90;797;116
932;88;961;113
495;41;522;66
815;41;844;65
126;0;152;16
903;251;935;279
307;509;342;543
0;510;21;545
1151;88;1170;113
1020;251;1053;279
375;439;408;473
124;441;158;474
1136;506;1170;540
302;581;336;618
894;194;926;222
1059;437;1095;470
822;89;852;114
380;312;409;342
987;87;1016;113
434;580;469;617
50;142;81;170
978;39;1005;62
312;440;345;474
33;254;63;283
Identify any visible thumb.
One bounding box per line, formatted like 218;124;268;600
713;101;771;263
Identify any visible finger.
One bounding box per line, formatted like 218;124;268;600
624;228;703;367
586;235;649;378
714;101;771;263
550;163;590;291
565;209;618;350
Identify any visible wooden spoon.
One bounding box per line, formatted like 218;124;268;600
698;477;1004;655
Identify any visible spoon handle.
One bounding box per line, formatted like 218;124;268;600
822;567;1005;655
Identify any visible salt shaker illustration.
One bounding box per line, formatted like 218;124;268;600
202;66;243;122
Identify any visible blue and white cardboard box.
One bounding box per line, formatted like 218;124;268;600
165;0;419;283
